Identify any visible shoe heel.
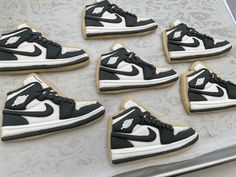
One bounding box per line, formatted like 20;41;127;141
110;135;133;150
167;42;185;52
99;68;120;81
2;112;29;126
0;50;17;60
188;92;208;102
85;17;103;27
98;68;120;91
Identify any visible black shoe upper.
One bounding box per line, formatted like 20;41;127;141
187;68;236;101
100;47;177;80
0;27;85;60
85;0;156;27
166;23;230;51
111;107;196;149
3;82;102;122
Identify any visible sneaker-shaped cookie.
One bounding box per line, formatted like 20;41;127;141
1;74;105;141
0;24;89;73
109;99;199;164
162;20;232;63
83;0;158;39
97;43;178;93
181;62;236;114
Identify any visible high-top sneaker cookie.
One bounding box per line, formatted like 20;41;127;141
83;0;158;39
1;74;105;141
97;43;178;93
162;20;232;63
181;62;236;113
109;99;199;164
0;24;89;73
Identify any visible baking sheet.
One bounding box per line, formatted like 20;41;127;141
224;0;236;25
114;144;236;177
0;0;236;177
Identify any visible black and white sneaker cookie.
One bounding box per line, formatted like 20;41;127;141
0;24;89;73
97;43;179;93
83;0;158;39
109;99;199;164
162;20;232;63
181;62;236;113
1;74;105;141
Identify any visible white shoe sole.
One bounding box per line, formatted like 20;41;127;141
190;99;236;112
111;132;198;163
99;74;179;91
169;44;232;59
85;23;158;38
1;106;105;141
0;53;88;68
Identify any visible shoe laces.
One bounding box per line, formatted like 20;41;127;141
186;25;212;40
30;32;61;48
125;52;156;71
38;87;74;104
210;73;235;87
141;111;174;131
108;4;136;17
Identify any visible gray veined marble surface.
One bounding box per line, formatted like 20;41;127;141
0;0;236;177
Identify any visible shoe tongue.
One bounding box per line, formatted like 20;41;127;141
123;99;146;112
191;62;211;72
171;20;182;27
17;23;37;32
112;43;130;52
23;74;49;89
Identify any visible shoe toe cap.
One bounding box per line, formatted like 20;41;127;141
214;39;231;48
136;18;158;27
58;47;88;59
73;101;104;117
156;68;178;78
173;127;197;141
